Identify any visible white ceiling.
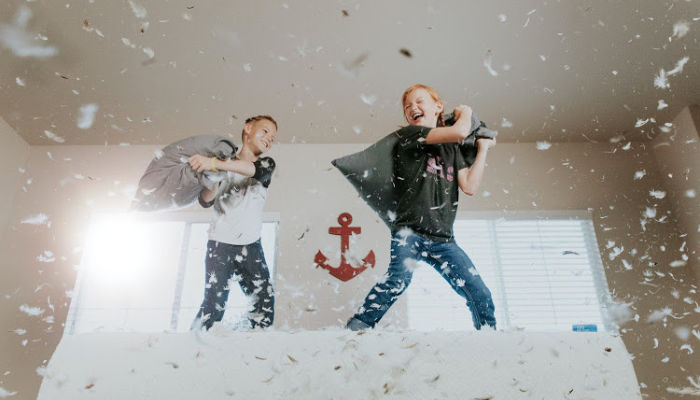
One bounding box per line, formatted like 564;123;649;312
1;0;699;146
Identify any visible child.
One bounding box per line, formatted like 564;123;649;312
188;115;278;330
346;84;497;330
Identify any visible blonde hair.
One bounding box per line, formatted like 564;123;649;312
401;84;445;127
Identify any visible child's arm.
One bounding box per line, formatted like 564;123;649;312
425;105;473;144
198;185;218;207
457;138;496;195
188;154;255;177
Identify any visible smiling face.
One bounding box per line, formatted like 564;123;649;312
402;87;444;128
243;118;277;155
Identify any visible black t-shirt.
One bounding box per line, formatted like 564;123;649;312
392;125;468;242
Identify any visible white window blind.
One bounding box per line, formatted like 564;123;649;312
407;212;611;332
66;213;278;334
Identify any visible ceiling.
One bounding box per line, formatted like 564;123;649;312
1;0;699;146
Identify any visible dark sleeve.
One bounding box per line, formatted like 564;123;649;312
455;145;469;171
394;125;433;150
252;157;276;188
198;189;216;208
458;143;478;169
457;120;492;169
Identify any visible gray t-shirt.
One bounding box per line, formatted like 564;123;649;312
200;157;275;245
393;126;468;242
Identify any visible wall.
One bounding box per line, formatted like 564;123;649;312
652;105;700;281
0;117;30;244
0;118;30;398
0;139;698;399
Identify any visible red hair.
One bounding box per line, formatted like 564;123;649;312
401;84;445;127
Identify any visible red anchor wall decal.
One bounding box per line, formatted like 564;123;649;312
314;212;375;281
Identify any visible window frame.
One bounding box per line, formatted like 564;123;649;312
406;209;614;332
64;210;280;335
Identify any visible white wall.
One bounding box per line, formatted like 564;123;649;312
0;118;30;399
652;105;700;281
0;117;30;244
1;139;698;399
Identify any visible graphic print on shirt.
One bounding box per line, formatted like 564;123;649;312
426;155;454;182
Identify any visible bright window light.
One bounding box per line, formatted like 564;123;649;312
66;212;278;334
81;215;180;285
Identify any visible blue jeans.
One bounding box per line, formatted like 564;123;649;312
193;239;274;330
349;230;496;330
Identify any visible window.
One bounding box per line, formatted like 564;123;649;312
65;212;279;334
406;211;612;332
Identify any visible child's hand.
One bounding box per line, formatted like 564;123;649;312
188;154;214;173
453;105;472;122
453;105;473;136
477;138;497;151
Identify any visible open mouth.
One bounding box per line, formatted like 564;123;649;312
411;112;424;122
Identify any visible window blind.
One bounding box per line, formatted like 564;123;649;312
407;214;610;332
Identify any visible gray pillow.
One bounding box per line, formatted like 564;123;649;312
131;135;237;212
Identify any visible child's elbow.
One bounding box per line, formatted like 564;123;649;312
456;129;470;142
460;184;476;196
